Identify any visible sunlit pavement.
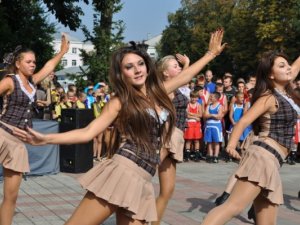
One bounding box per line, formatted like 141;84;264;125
1;160;299;225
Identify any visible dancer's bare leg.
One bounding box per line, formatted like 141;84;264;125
253;193;278;225
116;211;148;225
152;157;176;225
201;179;261;225
0;168;22;225
65;192;117;225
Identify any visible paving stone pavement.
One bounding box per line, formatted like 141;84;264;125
0;160;299;225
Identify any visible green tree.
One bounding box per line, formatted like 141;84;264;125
253;0;300;59
159;0;235;77
157;7;193;59
160;0;300;79
43;0;89;31
80;0;124;84
0;0;56;70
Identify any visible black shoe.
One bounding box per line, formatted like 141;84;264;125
184;150;190;162
213;157;219;163
215;192;230;206
289;152;297;165
194;151;201;162
247;204;256;223
298;190;300;198
206;156;213;163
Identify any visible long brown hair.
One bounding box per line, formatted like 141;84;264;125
252;50;300;134
108;44;176;156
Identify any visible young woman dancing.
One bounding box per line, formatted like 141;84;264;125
15;30;225;225
201;51;300;225
0;35;69;225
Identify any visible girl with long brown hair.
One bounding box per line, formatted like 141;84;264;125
201;51;300;225
14;30;225;225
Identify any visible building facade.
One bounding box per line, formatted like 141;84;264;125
52;33;94;68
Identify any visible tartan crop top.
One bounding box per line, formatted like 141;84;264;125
257;91;297;150
120;107;169;165
0;74;36;131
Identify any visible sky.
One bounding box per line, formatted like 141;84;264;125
51;0;182;42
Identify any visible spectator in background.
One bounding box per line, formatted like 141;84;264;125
86;87;95;109
205;69;216;93
204;92;224;163
223;75;236;103
52;93;72;121
75;92;87;109
196;74;210;106
184;90;203;162
92;90;107;161
216;82;228;115
223;75;237;161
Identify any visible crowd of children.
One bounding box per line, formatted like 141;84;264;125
182;70;300;164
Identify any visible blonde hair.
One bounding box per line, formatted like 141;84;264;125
156;55;176;81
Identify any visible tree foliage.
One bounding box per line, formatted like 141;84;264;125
159;0;300;79
80;0;124;84
0;0;56;70
43;0;89;31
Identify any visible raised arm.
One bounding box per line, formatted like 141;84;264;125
32;34;69;84
291;56;300;81
14;97;121;145
164;29;226;94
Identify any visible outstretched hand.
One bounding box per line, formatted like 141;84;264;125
208;29;227;57
13;127;48;146
60;33;70;54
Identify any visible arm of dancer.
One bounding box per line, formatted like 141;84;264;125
164;29;226;94
0;76;14;95
291;56;300;81
226;95;276;159
32;34;69;84
14;97;121;146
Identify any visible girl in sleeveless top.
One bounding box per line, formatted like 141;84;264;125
15;30;226;225
201;51;300;225
0;35;69;225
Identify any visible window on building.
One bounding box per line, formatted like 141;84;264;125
72;48;77;54
72;60;77;66
62;59;67;67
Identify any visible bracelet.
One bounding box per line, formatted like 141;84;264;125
206;50;218;58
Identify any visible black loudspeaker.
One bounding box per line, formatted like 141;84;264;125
59;109;95;173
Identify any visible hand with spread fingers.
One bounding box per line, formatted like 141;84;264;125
175;53;190;69
207;29;227;57
13;127;47;146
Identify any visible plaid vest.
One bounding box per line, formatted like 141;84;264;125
258;91;297;150
0;75;36;133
